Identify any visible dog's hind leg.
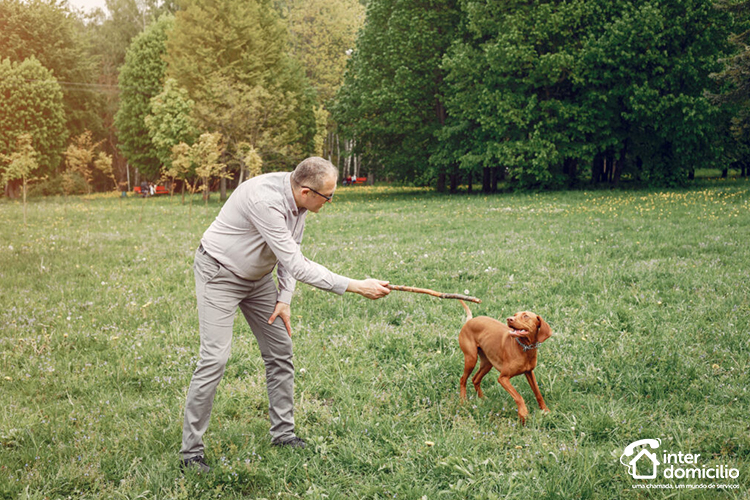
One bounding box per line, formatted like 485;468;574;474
459;335;477;400
472;348;493;398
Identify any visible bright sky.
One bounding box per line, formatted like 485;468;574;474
67;0;109;14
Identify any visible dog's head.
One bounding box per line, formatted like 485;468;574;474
506;312;552;344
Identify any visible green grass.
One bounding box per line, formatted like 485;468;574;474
1;179;749;499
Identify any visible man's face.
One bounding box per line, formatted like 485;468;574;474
303;174;336;213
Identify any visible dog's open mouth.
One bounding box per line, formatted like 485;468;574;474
508;328;529;337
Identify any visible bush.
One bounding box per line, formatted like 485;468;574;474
27;172;88;197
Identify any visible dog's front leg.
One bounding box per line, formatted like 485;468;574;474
498;375;528;425
524;371;549;413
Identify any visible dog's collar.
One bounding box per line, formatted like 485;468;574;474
515;337;541;352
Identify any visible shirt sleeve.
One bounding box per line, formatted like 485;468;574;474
246;200;350;300
276;262;296;304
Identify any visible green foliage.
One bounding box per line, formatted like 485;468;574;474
439;0;595;189
439;0;732;190
0;57;67;176
165;141;195;199
166;0;316;170
64;131;111;194
337;0;734;189
93;151;116;190
1;133;37;221
1;134;37;186
578;0;732;187
708;0;750;165
238;142;263;179
0;0;102;139
145;78;198;171
190;75;301;170
192;132;230;204
334;0;462;182
286;0;364;106
115;14;174;180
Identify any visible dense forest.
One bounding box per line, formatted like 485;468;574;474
1;0;750;196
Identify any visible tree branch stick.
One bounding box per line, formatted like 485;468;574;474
386;284;481;303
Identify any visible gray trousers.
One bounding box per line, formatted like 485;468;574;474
181;247;295;459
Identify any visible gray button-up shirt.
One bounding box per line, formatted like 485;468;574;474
200;172;349;303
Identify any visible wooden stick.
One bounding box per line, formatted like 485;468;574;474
387;284;481;303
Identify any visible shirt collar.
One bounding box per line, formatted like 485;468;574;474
284;172;305;216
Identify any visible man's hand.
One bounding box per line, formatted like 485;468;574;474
347;279;390;300
268;302;292;337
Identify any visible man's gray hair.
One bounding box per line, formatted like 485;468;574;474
291;157;338;190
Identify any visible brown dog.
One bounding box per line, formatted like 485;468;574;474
458;300;552;425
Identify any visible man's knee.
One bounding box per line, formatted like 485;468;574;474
199;349;232;373
262;350;294;373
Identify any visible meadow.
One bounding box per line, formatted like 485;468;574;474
0;179;749;499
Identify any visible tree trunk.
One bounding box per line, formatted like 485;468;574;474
449;166;459;193
482;167;491;193
592;154;605;184
436;172;446;193
563;158;577;187
490;166;499;192
22;175;27;226
467;170;473;194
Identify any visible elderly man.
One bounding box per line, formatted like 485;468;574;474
181;157;390;472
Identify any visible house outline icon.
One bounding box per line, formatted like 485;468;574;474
628;449;660;479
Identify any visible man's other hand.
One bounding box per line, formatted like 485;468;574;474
268;302;292;337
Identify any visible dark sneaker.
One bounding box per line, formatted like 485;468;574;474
272;436;307;449
181;455;210;473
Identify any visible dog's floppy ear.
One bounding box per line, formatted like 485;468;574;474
536;316;552;343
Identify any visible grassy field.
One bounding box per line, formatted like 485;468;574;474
1;179;749;499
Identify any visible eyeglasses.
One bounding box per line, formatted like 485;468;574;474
301;185;334;202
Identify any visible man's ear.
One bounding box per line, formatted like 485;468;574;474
536;316;552;343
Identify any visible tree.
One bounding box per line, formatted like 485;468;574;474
165;142;194;202
286;0;365;106
578;0;731;186
440;0;595;190
85;0;179;190
0;0;102;139
0;57;67;179
1;134;37;224
145;78;198;172
333;0;462;185
165;0;318;174
439;0;731;189
64;131;113;193
115;14;174;180
237;142;263;184
192;132;230;205
94;151;117;189
709;0;750;177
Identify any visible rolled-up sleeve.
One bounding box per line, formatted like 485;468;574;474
247;201;350;301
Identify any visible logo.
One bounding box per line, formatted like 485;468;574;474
621;439;661;479
619;438;741;491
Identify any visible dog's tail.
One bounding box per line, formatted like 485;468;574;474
459;299;473;321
